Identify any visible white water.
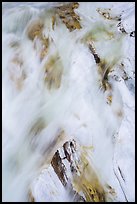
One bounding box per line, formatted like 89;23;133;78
2;2;135;202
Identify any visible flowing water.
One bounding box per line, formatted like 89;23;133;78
2;2;135;202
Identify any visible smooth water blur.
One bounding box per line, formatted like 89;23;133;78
3;2;134;202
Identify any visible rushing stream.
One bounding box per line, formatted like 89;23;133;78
2;2;135;202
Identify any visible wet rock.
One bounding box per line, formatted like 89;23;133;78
56;2;82;32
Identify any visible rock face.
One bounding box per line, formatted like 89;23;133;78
2;2;135;202
51;140;106;202
30;140;108;202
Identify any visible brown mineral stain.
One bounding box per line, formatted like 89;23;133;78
11;56;23;66
30;118;46;136
27;20;44;41
10;56;26;91
82;24;114;44
85;40;116;96
88;42;101;64
97;58;113;91
27;19;49;60
72;152;106;202
28;189;35;202
52;16;56;30
56;2;81;32
97;8;121;21
40;37;49;61
81;25;116;92
44;54;63;90
106;95;112;105
62;141;106;202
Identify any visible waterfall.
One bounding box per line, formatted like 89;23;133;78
2;2;135;202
